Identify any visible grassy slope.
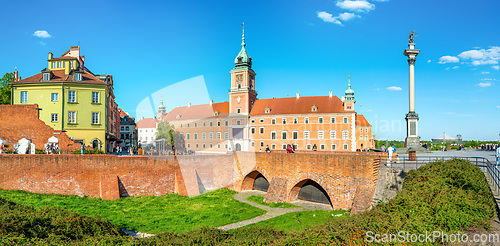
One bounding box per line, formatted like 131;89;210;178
246;195;299;208
0;188;265;234
242;210;348;231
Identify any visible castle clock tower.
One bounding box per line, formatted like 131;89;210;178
229;24;257;115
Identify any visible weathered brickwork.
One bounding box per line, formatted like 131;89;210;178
0;104;79;152
0;151;385;213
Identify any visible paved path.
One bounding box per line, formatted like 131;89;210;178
217;190;331;231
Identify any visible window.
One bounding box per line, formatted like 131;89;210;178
209;121;213;127
237;108;241;113
92;112;100;124
320;144;325;150
236;120;241;125
68;111;76;124
318;130;324;139
282;118;287;124
306;144;312;150
332;144;337;150
70;61;74;68
20;91;28;103
251;127;255;134
271;144;276;149
209;143;213;148
224;132;229;139
292;131;298;139
343;144;348;150
217;143;221;148
75;73;82;81
282;144;287;150
293;117;298;124
331;117;336;123
319;117;324;123
57;61;62;68
43;73;50;81
217;132;221;139
51;113;58;122
259;118;264;123
343;117;348;123
187;133;191;140
194;122;198;127
68;91;76;103
359;136;363;140
92;92;99;104
271;131;276;140
203;121;206;127
51;93;58;102
180;123;183;128
196;143;199;148
304;117;309;124
209;132;213;140
121;126;124;131
365;128;368;133
225;121;229;126
125;126;129;131
259;127;264;134
251;119;255;123
365;135;369;140
281;131;287;140
250;141;255;147
51;62;55;68
304;131;310;139
271;118;276;124
194;133;198;139
187;143;191;148
330;130;337;139
202;132;206;139
359;128;363;133
260;141;264;147
217;121;221;126
202;143;206;149
342;130;349;139
225;143;228;149
187;123;190;127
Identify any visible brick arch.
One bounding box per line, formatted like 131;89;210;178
241;168;270;191
288;173;334;207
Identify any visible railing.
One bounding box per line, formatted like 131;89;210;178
380;156;500;196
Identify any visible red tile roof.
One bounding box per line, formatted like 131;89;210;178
250;96;346;116
356;115;371;126
136;118;157;128
164;102;229;121
12;70;106;85
118;108;128;118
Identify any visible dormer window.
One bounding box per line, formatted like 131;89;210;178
214;110;219;116
264;107;271;114
176;114;181;119
41;68;51;81
75;73;82;81
311;105;318;112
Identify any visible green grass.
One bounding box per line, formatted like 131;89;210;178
0;188;265;234
246;195;299;208
242;210;348;231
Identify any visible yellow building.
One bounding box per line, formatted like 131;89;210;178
11;46;118;151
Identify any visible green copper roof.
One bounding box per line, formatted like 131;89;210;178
234;24;252;68
344;77;355;101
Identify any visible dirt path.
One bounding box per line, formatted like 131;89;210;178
217;190;331;231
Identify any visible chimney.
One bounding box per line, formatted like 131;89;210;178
187;103;191;107
329;91;333;98
13;68;18;80
210;100;213;105
296;93;300;99
48;52;53;60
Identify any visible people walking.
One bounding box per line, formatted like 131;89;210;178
496;145;500;167
387;145;395;164
265;145;271;153
312;144;317;151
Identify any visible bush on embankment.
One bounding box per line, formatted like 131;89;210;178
0;159;496;245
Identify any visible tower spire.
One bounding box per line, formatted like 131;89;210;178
234;23;252;68
241;22;246;47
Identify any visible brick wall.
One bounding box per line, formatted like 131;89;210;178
0;151;386;213
0;104;79;152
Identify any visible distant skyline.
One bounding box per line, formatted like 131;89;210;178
1;0;499;141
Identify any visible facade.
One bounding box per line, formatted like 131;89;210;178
136;117;157;147
118;108;137;148
162;27;374;153
11;46;118;151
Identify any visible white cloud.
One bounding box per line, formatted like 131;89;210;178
492;65;499;70
445;67;450;70
481;78;494;81
427;60;431;63
456;46;500;66
372;0;389;1
336;0;375;12
481;71;490;74
39;41;46;46
387;86;402;91
33;30;51;38
458;50;484;60
452;66;459;70
366;109;373;112
496;105;500;109
477;82;492;87
438;56;459;64
317;11;359;25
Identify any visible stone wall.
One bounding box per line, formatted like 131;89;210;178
0;104;79;152
0;151;386;213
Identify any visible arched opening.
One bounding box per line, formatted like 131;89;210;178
241;170;269;192
92;138;101;150
290;179;332;206
235;143;242;151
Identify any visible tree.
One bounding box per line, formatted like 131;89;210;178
0;72;14;105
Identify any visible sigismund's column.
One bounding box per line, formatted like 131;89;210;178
404;31;421;149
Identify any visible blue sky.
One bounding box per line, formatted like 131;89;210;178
1;0;499;141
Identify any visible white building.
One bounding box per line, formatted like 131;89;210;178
136;117;157;147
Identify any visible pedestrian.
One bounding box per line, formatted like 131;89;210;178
387;145;395;163
0;144;3;154
496;145;500;167
312;144;317;151
265;145;271;153
381;144;386;152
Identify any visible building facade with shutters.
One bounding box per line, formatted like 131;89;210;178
11;46;120;151
162;27;374;153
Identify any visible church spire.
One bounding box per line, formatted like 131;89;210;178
234;23;252;68
344;76;355;101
